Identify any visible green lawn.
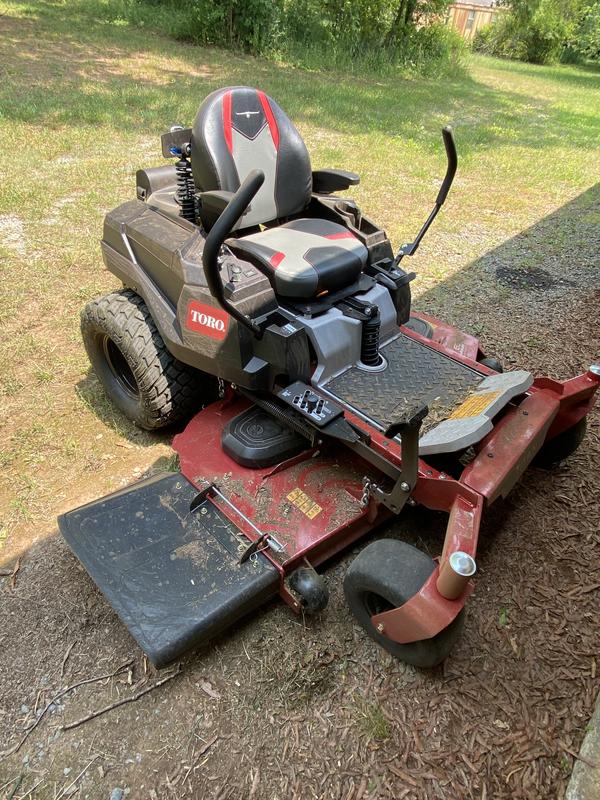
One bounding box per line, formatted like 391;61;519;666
1;0;599;557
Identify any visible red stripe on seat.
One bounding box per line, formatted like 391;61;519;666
222;90;233;154
325;231;356;240
270;251;285;269
257;90;279;150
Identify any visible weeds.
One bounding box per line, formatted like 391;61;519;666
354;696;391;741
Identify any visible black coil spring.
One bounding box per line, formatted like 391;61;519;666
361;311;382;366
175;157;196;223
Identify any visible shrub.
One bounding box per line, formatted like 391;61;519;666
176;0;285;54
473;0;574;64
523;0;572;63
399;23;467;75
566;0;600;60
166;0;463;75
472;22;496;54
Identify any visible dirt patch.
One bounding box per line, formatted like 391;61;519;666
496;265;575;290
171;540;210;569
0;214;27;256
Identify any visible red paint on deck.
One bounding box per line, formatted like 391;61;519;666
173;398;378;578
372;569;472;644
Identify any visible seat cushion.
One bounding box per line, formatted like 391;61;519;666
227;218;368;299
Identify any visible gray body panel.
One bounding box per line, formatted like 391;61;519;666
101;200;304;391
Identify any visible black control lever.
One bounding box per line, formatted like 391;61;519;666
384;404;429;440
394;126;457;265
202;170;265;338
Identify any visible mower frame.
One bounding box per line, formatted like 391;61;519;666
172;308;599;646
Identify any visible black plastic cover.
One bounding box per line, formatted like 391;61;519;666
221;406;307;468
312;169;360;194
58;473;279;667
136;165;177;201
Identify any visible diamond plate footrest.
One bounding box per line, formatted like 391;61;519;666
418;371;533;455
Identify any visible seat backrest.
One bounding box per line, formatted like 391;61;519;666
190;87;312;228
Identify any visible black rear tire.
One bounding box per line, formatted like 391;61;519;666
344;539;464;668
81;289;217;430
533;417;587;468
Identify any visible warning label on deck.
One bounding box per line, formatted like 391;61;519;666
449;390;501;419
287;488;322;519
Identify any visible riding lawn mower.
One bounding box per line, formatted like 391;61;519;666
58;87;600;668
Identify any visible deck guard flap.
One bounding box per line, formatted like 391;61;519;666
58;473;279;667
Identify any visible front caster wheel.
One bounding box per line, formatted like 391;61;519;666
344;539;464;668
289;566;329;614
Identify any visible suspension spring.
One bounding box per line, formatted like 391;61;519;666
175;156;196;223
361;309;382;366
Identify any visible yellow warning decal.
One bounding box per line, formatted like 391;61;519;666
449;390;502;419
287;487;322;519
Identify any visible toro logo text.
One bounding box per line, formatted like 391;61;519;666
185;301;230;341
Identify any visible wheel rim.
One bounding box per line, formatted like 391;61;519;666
101;335;139;398
363;591;394;619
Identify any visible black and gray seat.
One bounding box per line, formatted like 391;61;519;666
191;86;367;299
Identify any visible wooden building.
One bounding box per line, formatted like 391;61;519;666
446;0;501;40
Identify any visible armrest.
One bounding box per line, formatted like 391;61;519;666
136;165;177;201
312;169;360;194
198;190;236;229
199;190;235;215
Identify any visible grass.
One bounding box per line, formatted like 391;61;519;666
0;0;599;558
354;696;392;741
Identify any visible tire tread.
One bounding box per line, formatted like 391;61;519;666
81;289;216;429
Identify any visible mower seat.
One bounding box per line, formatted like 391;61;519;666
227;218;367;298
191;86;367;299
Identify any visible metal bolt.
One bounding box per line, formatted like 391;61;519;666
400;481;411;492
376;623;385;633
487;452;494;458
523;410;529;416
200;507;208;515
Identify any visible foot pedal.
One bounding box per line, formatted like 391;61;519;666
221;406;308;468
418;370;533;455
58;473;279;666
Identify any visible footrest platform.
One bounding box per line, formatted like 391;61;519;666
58;473;279;666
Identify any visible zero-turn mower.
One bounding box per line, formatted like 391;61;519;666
59;87;599;668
